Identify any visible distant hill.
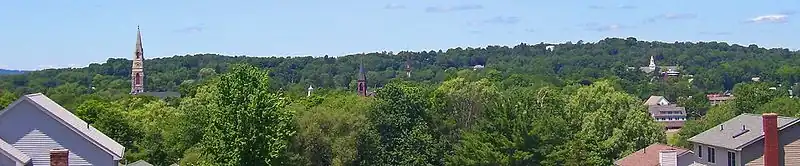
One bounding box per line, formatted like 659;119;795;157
0;69;25;75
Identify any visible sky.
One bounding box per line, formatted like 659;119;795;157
0;0;798;70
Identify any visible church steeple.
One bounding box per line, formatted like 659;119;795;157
131;26;145;94
357;56;368;96
649;55;656;68
405;55;412;78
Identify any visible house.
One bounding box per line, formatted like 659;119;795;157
687;113;800;166
706;93;734;106
644;96;688;130
0;93;125;166
545;45;555;51
614;143;694;166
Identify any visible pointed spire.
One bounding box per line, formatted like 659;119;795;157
649;55;656;68
135;25;143;59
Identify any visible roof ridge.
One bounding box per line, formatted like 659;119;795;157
20;94;125;159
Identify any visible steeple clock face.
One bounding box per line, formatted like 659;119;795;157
133;61;142;68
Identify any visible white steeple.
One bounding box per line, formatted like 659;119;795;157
307;85;314;97
649;55;656;68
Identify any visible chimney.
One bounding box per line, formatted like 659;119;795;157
659;149;678;166
763;113;779;166
50;149;69;166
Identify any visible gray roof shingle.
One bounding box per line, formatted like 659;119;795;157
127;160;154;166
687;113;800;150
0;138;30;164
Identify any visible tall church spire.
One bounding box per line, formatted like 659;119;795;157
357;56;368;96
405;55;412;78
131;26;145;94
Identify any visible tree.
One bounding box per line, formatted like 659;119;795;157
733;82;784;114
756;97;800;117
355;82;441;165
0;90;16;110
200;64;294;165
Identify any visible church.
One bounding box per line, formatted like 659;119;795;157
129;27;180;98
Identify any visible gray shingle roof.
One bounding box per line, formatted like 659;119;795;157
127;160;154;166
688;113;800;150
0;138;30;164
644;96;666;106
1;93;125;159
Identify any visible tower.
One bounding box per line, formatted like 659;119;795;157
357;62;368;96
649;55;656;68
131;26;145;94
307;85;314;97
405;56;412;78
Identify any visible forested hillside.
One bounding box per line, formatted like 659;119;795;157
2;37;800;165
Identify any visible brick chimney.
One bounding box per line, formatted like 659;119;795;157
763;113;779;166
50;149;69;166
659;149;678;166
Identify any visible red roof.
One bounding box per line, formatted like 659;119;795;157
614;143;690;166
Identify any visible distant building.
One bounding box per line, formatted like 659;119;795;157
639;56;681;78
131;26;145;94
706;93;733;106
356;60;374;97
545;45;555;51
752;77;761;82
472;65;485;70
644;96;687;130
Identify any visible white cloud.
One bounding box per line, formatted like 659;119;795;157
748;14;788;23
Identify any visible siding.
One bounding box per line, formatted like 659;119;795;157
13;129;90;166
744;121;800;166
0;101;116;166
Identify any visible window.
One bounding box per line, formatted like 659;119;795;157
727;151;736;166
698;145;703;158
707;147;716;163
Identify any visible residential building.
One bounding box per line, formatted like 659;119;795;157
0;93;125;165
614;143;695;166
707;93;734;106
644;96;688;129
687;113;800;166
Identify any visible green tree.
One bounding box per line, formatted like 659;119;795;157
756;97;800;117
0;90;16;110
200;64;294;166
733;82;783;114
355;82;441;165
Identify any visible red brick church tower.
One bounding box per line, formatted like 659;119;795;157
131;26;145;94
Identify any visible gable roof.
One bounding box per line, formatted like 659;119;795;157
614;143;690;166
648;105;686;117
0;93;125;159
127;160;154;166
644;96;666;106
688;113;800;150
0;138;30;164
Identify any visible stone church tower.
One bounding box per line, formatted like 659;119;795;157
357;63;368;96
131;26;145;94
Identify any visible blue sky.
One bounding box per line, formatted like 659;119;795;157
0;0;798;70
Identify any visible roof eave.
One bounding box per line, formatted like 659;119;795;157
21;95;126;159
734;118;800;150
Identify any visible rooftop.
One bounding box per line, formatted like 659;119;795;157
687;113;800;150
614;143;691;166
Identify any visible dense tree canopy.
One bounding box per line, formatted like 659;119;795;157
2;38;800;165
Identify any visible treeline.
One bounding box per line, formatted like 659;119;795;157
2;37;800;165
4;64;666;165
3;37;800;107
